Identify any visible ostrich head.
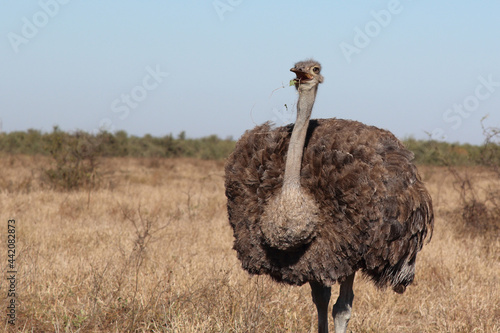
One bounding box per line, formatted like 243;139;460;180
290;59;323;91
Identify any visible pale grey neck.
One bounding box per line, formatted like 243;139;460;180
282;86;317;190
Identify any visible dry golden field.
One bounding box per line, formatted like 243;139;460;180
1;155;499;332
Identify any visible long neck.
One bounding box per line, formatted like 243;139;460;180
282;85;318;189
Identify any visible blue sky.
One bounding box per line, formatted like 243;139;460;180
1;1;499;144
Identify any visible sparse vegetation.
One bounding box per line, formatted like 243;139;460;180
1;126;500;165
0;128;235;160
0;155;498;332
42;127;101;191
437;121;500;240
0;124;499;332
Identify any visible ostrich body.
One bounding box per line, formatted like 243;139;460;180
224;60;433;333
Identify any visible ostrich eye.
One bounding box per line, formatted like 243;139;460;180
313;67;320;74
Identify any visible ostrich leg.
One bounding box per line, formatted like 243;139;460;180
332;273;355;333
310;281;331;333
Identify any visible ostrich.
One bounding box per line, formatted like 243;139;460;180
224;59;433;333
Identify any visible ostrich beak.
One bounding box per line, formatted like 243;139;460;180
290;68;313;83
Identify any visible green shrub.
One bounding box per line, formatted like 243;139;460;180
43;127;101;191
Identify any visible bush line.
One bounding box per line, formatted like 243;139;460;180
1;126;499;165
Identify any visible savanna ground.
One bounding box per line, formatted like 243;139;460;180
0;155;499;332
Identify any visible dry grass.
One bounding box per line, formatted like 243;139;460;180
0;155;499;332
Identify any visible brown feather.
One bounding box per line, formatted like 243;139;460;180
225;118;434;290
